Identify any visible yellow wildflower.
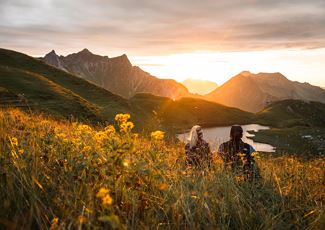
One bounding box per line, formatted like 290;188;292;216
94;131;108;142
96;187;113;206
76;124;93;135
102;194;113;206
96;187;109;198
115;113;131;123
18;149;24;155
55;133;67;139
9;137;18;146
50;217;59;230
78;215;87;224
120;121;134;133
104;125;115;135
158;183;168;191
151;131;165;141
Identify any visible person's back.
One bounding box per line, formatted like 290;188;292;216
185;125;212;168
218;125;260;179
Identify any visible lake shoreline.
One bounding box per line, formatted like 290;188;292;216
177;124;276;153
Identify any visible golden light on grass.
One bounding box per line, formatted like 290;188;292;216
1;108;324;229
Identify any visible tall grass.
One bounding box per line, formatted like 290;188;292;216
0;108;324;229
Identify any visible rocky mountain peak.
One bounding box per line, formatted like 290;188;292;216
44;50;64;68
79;48;92;54
45;50;58;58
110;54;132;67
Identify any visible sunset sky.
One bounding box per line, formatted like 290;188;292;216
1;0;324;86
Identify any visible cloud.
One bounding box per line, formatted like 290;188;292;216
0;0;325;55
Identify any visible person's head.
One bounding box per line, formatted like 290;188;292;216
188;125;203;148
230;125;243;141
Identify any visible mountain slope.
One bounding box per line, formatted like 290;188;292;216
206;71;325;113
255;99;325;128
0;48;132;122
43;49;190;99
182;79;218;95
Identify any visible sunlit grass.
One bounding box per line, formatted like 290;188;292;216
0;108;324;229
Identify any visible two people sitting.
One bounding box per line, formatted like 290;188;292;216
185;125;260;179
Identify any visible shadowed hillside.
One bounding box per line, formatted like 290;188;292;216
130;94;253;132
0;48;132;123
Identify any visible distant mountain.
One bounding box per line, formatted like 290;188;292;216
43;49;189;99
206;71;325;113
256;99;325;128
182;79;218;95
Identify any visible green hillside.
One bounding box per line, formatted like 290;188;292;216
255;99;325;128
131;94;254;132
0;48;133;123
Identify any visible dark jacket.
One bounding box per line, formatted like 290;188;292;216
218;140;256;173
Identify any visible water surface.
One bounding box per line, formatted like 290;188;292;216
177;124;276;152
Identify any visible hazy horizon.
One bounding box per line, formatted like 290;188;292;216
1;0;325;86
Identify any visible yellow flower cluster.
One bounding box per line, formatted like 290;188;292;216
115;114;131;124
251;152;260;159
76;124;93;134
150;131;165;141
9;137;18;146
96;187;113;206
120;121;134;133
115;113;134;133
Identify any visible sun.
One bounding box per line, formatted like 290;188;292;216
131;52;231;85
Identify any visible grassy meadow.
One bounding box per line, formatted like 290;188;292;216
0;108;324;229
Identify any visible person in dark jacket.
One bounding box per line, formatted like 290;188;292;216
185;125;212;168
218;125;260;180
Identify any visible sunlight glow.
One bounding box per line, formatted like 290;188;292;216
130;48;325;87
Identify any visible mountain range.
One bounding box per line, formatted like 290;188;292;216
43;49;325;114
43;49;189;99
206;71;325;113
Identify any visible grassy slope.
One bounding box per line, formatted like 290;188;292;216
0;108;324;229
0;48;131;123
252;100;325;155
0;66;101;121
255;99;325;128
